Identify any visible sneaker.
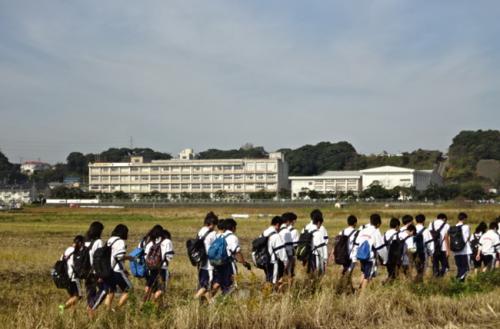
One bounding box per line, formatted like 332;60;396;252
58;304;65;315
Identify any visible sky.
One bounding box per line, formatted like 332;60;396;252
0;0;499;164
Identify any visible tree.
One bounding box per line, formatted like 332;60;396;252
198;146;268;159
460;183;486;200
360;185;392;200
66;152;87;175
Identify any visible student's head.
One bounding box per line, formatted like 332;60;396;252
415;214;426;224
73;235;85;249
86;221;104;241
347;215;358;227
217;219;226;231
402;215;413;226
437;213;447;222
310;209;323;223
370;213;382;228
389;217;401;229
162;229;171;240
406;224;417;236
475;221;487;234
225;218;237;232
271;216;282;228
204;211;219;228
148;224;164;241
281;212;297;225
111;224;129;240
458;212;468;222
489;221;499;231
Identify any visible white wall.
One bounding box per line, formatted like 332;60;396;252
361;173;414;190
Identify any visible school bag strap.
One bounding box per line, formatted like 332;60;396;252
199;229;213;241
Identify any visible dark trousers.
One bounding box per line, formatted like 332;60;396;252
413;253;426;283
432;251;448;277
454;254;469;281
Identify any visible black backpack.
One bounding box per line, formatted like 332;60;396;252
73;241;95;279
251;232;276;269
449;225;466;252
296;229;317;262
414;228;426;257
430;222;445;255
386;232;405;266
186;229;212;266
93;239;119;280
333;229;357;265
470;233;481;256
51;252;73;289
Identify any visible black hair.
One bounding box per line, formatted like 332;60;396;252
225;218;237;231
406;224;417;235
204;211;219;226
73;235;85;244
310;209;323;223
347;215;358;226
86;221;104;241
217;219;226;230
370;213;382;227
271;216;282;226
402;215;413;225
147;224;164;241
111;224;129;240
474;222;487;234
415;214;426;224
489;221;498;230
458;212;468;221
389;217;401;229
162;229;171;240
437;213;447;220
281;212;297;223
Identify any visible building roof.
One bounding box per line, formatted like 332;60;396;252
320;170;361;177
359;165;416;173
290;171;362;180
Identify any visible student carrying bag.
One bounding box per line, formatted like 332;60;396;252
448;225;466;252
51;254;72;289
251;232;276;270
333;230;357;265
93;239;118;280
207;234;230;266
129;246;146;278
430;222;445;255
296;229;317;262
186;229;212;266
72;241;95;279
145;240;164;270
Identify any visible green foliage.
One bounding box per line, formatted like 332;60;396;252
359;185;392;199
198;146;268;159
95;147;172;162
355;149;443;170
248;189;275;200
50;186;90;199
460;182;487;200
0;151;28;184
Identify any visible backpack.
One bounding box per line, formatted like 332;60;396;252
93;239;118;279
449;225;466;252
386;233;405;266
470;233;481;256
129;247;146;278
251;232;276;270
207;234;231;266
51;254;72;289
333;229;357;265
356;240;371;261
73;241;95;279
430;222;445;255
414;228;426;257
296;229;316;262
145;240;164;270
186;229;212;266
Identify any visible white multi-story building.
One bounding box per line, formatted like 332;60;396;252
290;171;362;199
360;166;442;191
0;186;36;204
20;161;51;175
88;149;289;196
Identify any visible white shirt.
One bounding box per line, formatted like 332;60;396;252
198;226;217;270
222;230;240;258
306;224;328;262
304;222;328;256
144;237;174;270
353;224;387;263
62;246;76;280
288;225;299;248
415;224;434;256
262;226;288;264
428;219;450;252
108;236;127;272
85;239;103;266
479;230;500;256
453;223;472;255
279;224;294;257
339;227;357;261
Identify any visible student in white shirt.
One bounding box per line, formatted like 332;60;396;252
452;212;472;281
282;212;299;277
399;215;416;275
353;214;387;291
305;210;328;276
428;213;450;277
58;235;85;313
262;216;289;288
330;215;358;275
144;227;174;304
384;217;401;281
470;222;487;274
194;212;218;300
104;224;134;310
84;221;105;317
414;214;434;282
476;221;500;271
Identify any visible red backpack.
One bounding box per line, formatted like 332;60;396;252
145;241;163;270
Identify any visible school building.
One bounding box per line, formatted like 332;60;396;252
88;149;289;197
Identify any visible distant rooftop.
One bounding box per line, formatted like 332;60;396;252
320;171;362;177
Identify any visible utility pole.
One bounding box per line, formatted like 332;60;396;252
129;136;134;149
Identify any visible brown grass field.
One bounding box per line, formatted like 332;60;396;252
0;204;499;329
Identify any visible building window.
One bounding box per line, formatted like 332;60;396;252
234;165;243;171
161;175;169;180
91;176;99;181
171;167;180;172
202;184;211;189
223;175;232;179
213;184;222;189
203;175;211;180
192;184;201;189
90;185;99;190
150;184;159;190
267;174;276;180
111;168;119;173
151;167;159;172
161;167;170;172
111;176;119;181
192;175;201;180
131;167;139;173
181;175;190;180
181;184;189;189
141;176;150;181
223;166;232;170
171;175;180;180
246;175;254;180
171;184;180;189
150;175;159;181
234;174;243;180
256;175;265;180
161;184;169;189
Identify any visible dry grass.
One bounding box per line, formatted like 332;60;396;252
0;204;499;329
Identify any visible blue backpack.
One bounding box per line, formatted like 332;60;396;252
356;240;371;261
207;234;230;266
129;247;146;278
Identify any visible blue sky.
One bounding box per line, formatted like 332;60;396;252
0;0;499;163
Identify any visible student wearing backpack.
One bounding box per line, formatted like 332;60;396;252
104;224;134;310
470;222;487;274
428;213;450;277
475;221;500;272
352;214;387;291
260;216;289;289
283;212;299;277
303;209;328;255
83;221;105;316
414;214;434;282
383;218;401;281
399;215;416;275
144;227;174;304
58;235;85;313
194;212;218;300
330;215;358;275
451;212;472;281
301;209;328;275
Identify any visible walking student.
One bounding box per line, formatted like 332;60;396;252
84;221;105;317
194;212;218;300
384;218;401;281
143;226;174;304
104;224;133;310
283;212;299;277
399;215;416;275
262;216;289;289
58;235;85;313
303;209;328;275
279;213;295;279
476;221;500;271
451;212;472;281
330;215;358;275
429;213;450;277
413;214;434;282
470;222;487;274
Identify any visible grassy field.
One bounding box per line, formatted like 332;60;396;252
0;204;499;329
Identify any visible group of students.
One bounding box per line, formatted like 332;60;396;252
53;210;500;314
